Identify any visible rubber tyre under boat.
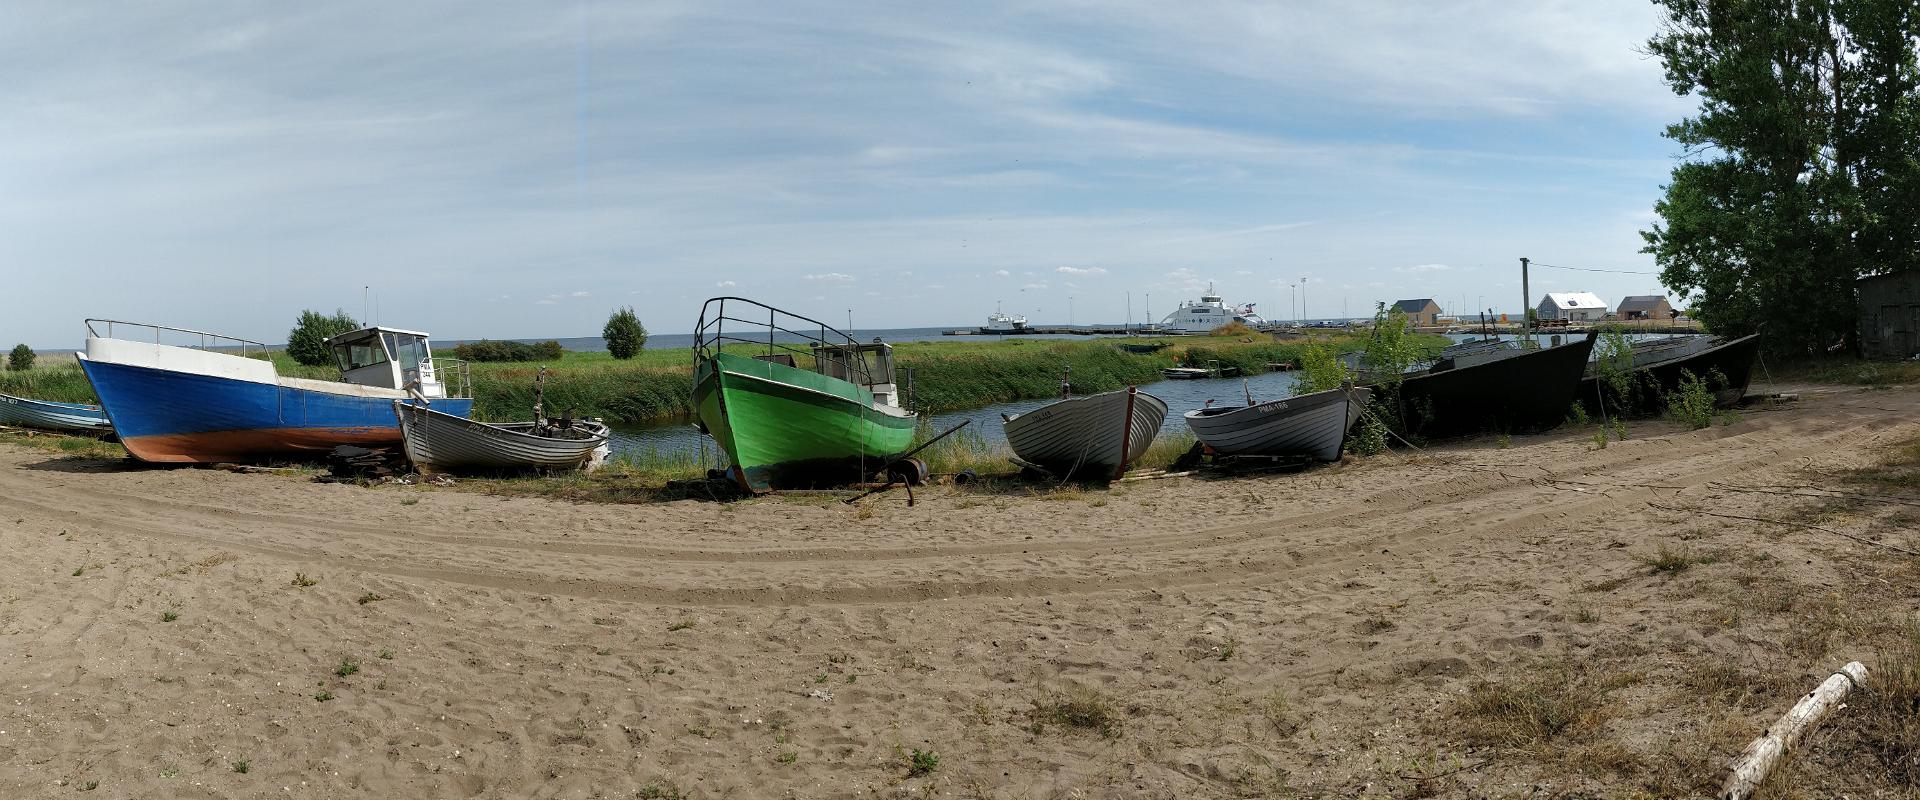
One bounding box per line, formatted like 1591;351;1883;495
1382;331;1597;441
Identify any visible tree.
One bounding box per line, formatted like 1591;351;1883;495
603;307;647;360
7;344;33;371
286;309;360;367
1642;0;1920;356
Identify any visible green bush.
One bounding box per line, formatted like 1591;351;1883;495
604;308;648;360
8;344;33;371
1666;368;1718;429
286;310;360;367
452;339;565;363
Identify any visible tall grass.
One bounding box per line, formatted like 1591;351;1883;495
0;357;96;404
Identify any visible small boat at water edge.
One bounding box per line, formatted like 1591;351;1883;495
1184;385;1373;462
1578;334;1760;416
0;393;114;434
1382;332;1597;440
77;319;474;463
1003;386;1167;479
394;402;610;473
1162;360;1241;380
694;298;918;491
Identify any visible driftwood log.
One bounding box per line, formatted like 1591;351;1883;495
1721;661;1869;800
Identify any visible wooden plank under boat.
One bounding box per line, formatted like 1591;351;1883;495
1183;386;1372;462
394;401;610;472
1577;334;1760;416
1003;387;1167;478
1382;331;1597;440
0;392;114;434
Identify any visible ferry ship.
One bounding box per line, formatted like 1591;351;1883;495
1157;284;1267;334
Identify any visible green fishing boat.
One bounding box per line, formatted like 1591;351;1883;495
693;298;917;491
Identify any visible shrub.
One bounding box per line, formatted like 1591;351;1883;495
1666;368;1718;430
7;344;33;371
286;310;360;367
451;339;565;363
604;307;648;360
1208;320;1256;337
1294;343;1350;394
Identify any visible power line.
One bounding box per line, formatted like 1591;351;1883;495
1530;261;1661;276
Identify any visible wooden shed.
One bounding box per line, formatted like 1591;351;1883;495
1392;299;1441;327
1615;295;1675;321
1859;272;1920;359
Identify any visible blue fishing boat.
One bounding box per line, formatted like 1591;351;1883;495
0;393;114;434
76;320;473;464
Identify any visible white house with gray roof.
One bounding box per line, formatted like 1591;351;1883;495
1537;292;1608;322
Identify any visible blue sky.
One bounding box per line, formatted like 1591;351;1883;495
2;1;1690;346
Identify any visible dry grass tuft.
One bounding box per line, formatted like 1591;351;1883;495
1028;687;1123;739
1453;668;1609;748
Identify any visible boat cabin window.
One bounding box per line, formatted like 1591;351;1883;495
335;339;390;373
385;333;429;368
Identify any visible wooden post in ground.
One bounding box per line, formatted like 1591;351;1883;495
1721;661;1869;800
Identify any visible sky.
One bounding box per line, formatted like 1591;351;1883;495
1;1;1695;347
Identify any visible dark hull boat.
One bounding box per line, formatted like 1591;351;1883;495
1383;332;1597;440
1577;334;1760;417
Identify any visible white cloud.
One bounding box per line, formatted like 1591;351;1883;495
570;290;591;297
1396;263;1451;273
1021;282;1049;290
716;280;736;288
1056;266;1107;276
993;269;1011;277
804;272;856;284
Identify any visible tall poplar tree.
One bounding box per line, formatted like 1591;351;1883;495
1642;0;1920;355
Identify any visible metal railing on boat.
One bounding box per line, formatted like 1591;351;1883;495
84;319;271;358
693;297;880;386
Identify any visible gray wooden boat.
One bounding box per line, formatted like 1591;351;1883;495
0;392;114;434
394;401;610;472
1183;386;1372;461
1002;386;1167;479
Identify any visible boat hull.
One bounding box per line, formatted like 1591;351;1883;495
1386;332;1597;440
78;357;473;463
1577;334;1760;416
1185;386;1372;461
694;352;916;491
0;393;114;434
1003;388;1168;477
395;402;609;472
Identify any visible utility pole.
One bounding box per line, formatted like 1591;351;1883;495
1518;257;1530;343
1299;277;1307;324
1288;284;1297;325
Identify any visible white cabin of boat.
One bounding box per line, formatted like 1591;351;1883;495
808;338;902;408
322;327;457;399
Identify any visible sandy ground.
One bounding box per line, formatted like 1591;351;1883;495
3;383;1919;799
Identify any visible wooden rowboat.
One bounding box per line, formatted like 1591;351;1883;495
0;392;114;434
395;401;610;472
1183;386;1372;462
1383;332;1597;440
1003;386;1167;479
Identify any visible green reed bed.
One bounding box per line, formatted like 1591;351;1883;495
0;357;96;404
